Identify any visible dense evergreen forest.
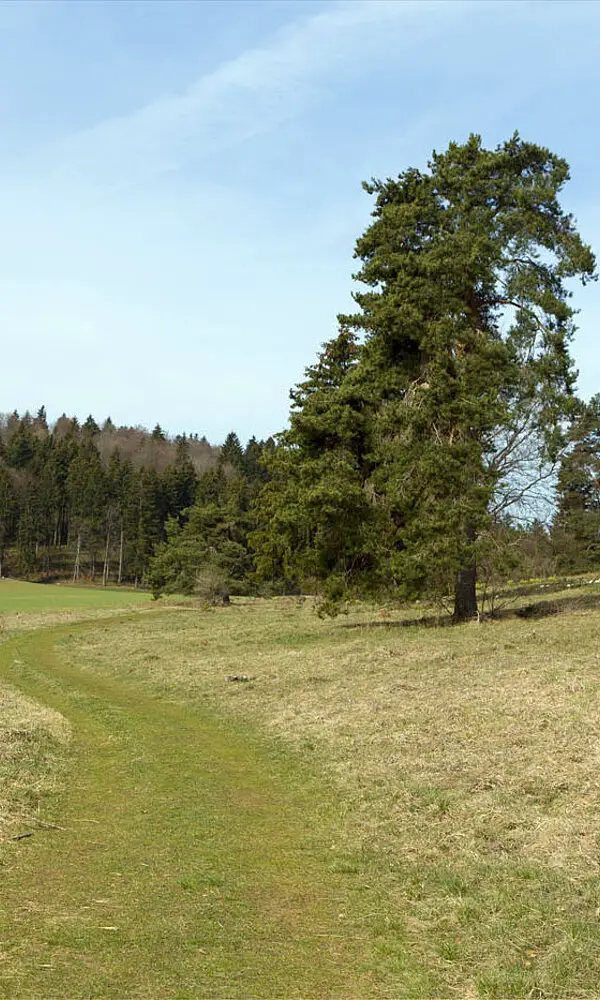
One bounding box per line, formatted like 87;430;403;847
0;407;270;596
2;135;599;615
1;391;599;609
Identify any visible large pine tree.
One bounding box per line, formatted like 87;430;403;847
254;134;596;618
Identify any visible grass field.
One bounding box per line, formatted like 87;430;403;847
0;578;148;616
0;582;148;846
1;580;600;996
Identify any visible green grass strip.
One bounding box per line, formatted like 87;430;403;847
0;618;409;998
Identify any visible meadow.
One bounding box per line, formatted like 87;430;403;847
0;578;148;619
1;578;600;997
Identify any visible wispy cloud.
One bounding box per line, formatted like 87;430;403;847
7;0;598;438
42;0;458;190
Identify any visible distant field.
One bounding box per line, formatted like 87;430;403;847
0;579;148;614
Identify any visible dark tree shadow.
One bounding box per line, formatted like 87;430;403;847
342;613;453;631
512;592;600;620
495;578;600;601
342;591;600;631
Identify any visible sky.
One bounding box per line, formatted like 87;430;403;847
1;0;599;444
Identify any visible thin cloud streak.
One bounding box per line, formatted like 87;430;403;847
1;0;597;440
40;0;462;190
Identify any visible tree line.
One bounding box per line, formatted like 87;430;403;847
0;408;270;591
2;134;599;617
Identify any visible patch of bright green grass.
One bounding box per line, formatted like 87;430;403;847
0;579;148;614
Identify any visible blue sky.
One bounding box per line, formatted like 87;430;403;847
1;0;599;443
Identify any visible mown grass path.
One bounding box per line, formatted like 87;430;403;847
0;616;385;998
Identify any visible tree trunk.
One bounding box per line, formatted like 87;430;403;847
453;562;478;622
72;533;81;583
118;524;124;584
102;527;111;587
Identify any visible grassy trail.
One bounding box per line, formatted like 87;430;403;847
0;617;382;998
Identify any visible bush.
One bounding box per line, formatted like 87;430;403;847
194;564;231;606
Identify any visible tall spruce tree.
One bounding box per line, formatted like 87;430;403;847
165;435;198;515
243;437;269;485
251;328;378;604
67;439;106;580
0;462;15;577
254;134;596;618
553;396;600;571
149;472;256;601
219;432;245;473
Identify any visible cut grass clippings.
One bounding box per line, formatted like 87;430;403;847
0;683;70;843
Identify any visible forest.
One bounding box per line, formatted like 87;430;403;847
0;409;270;596
2;134;599;617
1;385;598;613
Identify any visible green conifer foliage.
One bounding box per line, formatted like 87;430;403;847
0;462;15;575
254;135;596;617
554;396;600;571
148;474;254;601
163;435;198;519
219;432;245;472
251;328;379;606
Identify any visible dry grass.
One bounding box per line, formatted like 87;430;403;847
68;593;600;871
0;682;70;842
62;588;600;995
0;605;150;635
